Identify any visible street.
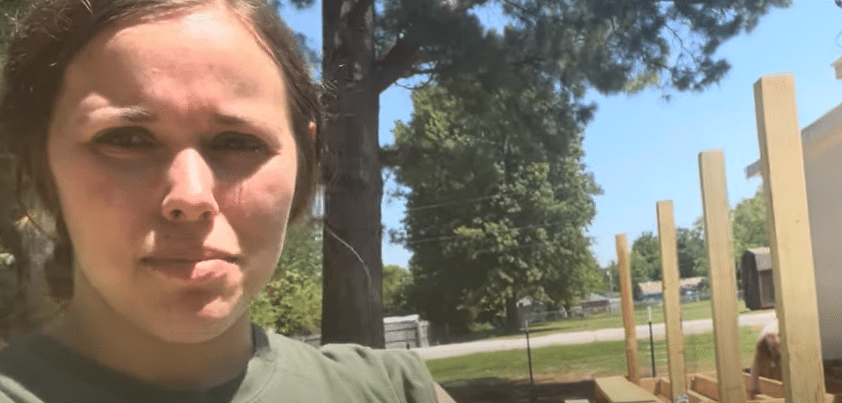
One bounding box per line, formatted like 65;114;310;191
413;311;776;360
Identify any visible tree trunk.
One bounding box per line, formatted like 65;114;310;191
320;0;385;348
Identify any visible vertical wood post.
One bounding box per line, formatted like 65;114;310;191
656;201;687;402
616;233;641;384
754;74;825;402
698;150;747;403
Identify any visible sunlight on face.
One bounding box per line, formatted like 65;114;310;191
46;5;299;343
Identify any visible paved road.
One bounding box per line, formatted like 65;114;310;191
412;311;776;360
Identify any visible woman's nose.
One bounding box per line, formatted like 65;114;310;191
161;148;219;222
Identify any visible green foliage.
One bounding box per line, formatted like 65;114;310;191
393;83;602;325
731;186;768;259
382;264;411;315
249;269;322;335
624;224;708;300
372;0;790;97
677;224;708;278
248;222;323;336
630;231;660;283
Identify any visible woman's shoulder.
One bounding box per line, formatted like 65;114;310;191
262;329;438;402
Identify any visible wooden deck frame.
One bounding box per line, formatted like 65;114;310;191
616;233;641;384
754;74;826;402
656;201;687;401
593;74;832;403
699;150;746;403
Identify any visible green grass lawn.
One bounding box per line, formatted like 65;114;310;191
427;325;762;385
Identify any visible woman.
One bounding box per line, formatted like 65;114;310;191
0;1;451;401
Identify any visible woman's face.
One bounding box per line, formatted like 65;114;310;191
46;6;299;343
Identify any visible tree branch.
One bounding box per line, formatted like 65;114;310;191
379;146;403;168
345;0;374;25
373;37;422;94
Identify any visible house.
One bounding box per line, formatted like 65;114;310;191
744;93;842;360
634;276;708;301
635;281;663;301
579;293;618;315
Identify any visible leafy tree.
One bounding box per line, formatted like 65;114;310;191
677;225;707;278
305;0;787;346
393;83;601;329
630;231;660;282
690;217;711;274
249;222;323;336
731;186;768;259
382;264;410;315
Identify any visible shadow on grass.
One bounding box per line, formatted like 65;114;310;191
441;377;595;403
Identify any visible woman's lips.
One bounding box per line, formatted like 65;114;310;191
141;257;237;283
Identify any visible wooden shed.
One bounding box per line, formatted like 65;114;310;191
741;247;776;310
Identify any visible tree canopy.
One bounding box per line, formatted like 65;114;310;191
393;82;602;328
731;186;768;259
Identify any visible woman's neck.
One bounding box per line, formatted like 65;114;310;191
43;283;255;390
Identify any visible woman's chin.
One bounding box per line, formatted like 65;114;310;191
147;294;247;344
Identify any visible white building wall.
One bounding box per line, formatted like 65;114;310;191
803;107;842;360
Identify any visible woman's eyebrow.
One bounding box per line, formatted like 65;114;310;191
213;111;258;126
102;108;256;124
117;106;157;123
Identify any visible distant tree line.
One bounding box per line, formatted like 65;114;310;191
603;186;769;299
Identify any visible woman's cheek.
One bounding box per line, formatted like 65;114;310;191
223;183;292;253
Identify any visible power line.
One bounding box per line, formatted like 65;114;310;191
401;217;580;247
402;186;570;212
404;194;503;212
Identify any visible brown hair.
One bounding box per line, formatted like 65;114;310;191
0;0;323;300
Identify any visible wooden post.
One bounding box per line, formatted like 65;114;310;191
656;201;687;402
616;233;641;385
698;150;747;403
754;74;825;402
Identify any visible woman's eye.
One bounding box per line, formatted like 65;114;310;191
210;133;267;152
94;127;156;149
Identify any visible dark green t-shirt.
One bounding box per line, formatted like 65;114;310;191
0;326;437;402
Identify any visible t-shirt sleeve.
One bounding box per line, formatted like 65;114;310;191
379;350;438;403
318;344;438;403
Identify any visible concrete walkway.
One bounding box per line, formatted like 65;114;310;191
412;311;776;360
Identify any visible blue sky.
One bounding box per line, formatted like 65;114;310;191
281;1;842;269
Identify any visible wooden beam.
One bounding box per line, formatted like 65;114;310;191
640;378;659;394
690;370;720;401
656;201;687;402
594;376;661;403
617;233;641;384
698;150;747;403
740;372;783;398
754;74;826;402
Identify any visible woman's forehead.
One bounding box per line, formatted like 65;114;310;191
52;4;290;134
62;6;285;104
